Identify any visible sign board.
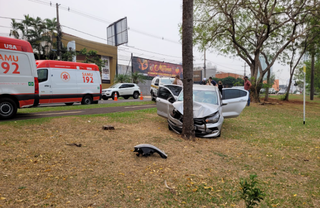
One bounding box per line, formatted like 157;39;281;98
101;56;110;83
107;17;128;46
132;56;183;78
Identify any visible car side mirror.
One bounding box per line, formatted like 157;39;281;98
167;96;175;103
221;100;227;106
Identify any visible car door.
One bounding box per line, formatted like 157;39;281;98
221;88;248;118
118;84;128;96
156;86;180;118
37;68;52;104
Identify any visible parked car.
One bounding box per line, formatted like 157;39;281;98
102;83;140;100
277;89;286;95
150;76;175;101
156;85;248;138
268;88;276;94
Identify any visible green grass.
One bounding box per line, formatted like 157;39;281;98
0;97;320;207
17;101;154;113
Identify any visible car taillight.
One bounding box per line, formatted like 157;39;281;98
100;84;102;94
34;77;39;94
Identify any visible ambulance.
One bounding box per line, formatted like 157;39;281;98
0;36;39;119
36;60;101;105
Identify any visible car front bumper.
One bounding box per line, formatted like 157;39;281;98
167;113;224;138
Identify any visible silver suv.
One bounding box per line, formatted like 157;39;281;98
102;83;141;100
150;76;175;101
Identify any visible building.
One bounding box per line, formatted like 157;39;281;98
61;33;117;88
215;72;244;79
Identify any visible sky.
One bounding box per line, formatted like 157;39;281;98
0;0;290;84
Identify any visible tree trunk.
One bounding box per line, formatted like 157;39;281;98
181;0;195;140
310;53;315;100
264;69;270;101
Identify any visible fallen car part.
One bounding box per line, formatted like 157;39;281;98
102;125;115;130
65;143;82;147
134;144;167;159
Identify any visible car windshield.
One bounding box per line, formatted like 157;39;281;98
161;78;173;85
109;83;122;88
177;90;218;105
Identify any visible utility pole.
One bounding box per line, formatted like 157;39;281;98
203;49;206;79
56;3;61;60
242;62;246;77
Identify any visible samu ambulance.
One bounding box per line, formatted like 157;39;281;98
36;60;101;105
0;36;39;119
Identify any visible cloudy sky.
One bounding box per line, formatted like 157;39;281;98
0;0;290;84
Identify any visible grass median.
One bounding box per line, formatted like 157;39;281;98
0;97;319;207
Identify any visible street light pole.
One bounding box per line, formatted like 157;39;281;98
56;3;61;60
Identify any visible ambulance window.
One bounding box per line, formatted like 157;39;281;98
37;69;48;82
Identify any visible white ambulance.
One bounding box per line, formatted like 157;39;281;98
36;60;101;105
0;36;39;119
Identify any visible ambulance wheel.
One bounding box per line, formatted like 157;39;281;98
65;103;74;106
133;92;139;99
0;98;17;119
81;95;92;105
112;92;118;100
123;96;129;99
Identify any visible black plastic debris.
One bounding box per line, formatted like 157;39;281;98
134;144;167;159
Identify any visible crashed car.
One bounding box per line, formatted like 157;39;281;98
156;85;248;138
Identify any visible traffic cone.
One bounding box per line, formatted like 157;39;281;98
114;92;118;101
140;92;143;100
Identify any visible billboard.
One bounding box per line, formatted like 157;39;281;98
107;17;128;46
132;56;183;78
101;56;110;84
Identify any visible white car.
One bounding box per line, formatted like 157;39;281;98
156;85;248;138
102;83;141;100
150;76;175;101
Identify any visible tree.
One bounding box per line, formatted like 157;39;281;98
113;74;131;83
77;48;106;73
193;0;317;102
131;72;146;84
182;0;195;140
10;16;57;59
295;57;320;94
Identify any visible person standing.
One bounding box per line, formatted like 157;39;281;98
218;81;223;95
209;77;217;86
206;80;213;86
173;75;183;86
244;76;252;106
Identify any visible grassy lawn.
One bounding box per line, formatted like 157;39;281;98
0;97;319;207
17;101;154;114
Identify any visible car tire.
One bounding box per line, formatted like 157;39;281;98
112;92;118;100
81;95;92;105
133;91;139;99
65;103;74;106
123;96;129;99
0;97;17;119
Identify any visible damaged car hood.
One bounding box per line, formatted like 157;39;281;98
172;101;219;118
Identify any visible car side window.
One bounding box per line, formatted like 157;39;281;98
37;69;48;83
120;84;127;88
155;79;159;86
222;89;247;100
127;84;134;88
164;85;182;96
157;87;172;100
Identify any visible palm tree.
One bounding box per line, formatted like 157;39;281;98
131;72;146;84
9;19;23;39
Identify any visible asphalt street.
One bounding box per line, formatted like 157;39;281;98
1;97;155;122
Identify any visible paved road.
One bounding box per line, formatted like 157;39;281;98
1;97;155;122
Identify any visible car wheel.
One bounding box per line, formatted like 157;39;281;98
0;98;17;119
65;103;74;106
81;95;92;105
112;92;118;100
123;96;129;99
133;92;139;99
